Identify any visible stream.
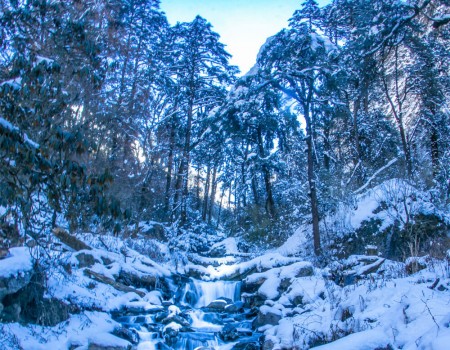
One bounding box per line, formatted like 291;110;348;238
114;279;262;349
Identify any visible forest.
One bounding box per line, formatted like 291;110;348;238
0;0;450;349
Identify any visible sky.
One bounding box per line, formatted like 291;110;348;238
160;0;328;75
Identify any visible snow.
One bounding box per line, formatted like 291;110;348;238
0;117;40;149
0;117;20;133
1;311;122;350
1;179;449;349
88;331;130;348
0;247;33;277
311;328;387;349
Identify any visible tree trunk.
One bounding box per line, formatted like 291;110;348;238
208;165;218;223
304;103;321;255
430;117;439;180
257;127;276;218
202;164;211;221
164;117;176;215
179;100;194;224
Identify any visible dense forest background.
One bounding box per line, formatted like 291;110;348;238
1;0;449;258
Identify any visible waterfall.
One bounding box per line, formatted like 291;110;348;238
116;278;252;349
172;332;219;350
179;279;241;308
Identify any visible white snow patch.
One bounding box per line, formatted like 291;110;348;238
0;247;33;277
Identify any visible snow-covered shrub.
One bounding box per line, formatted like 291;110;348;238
125;238;168;263
318;179;449;261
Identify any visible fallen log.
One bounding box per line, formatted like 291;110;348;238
52;228;92;251
83;269;145;297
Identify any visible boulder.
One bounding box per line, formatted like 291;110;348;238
232;340;261;350
141;223;167;241
225;301;244;313
294;264;314;278
0;247;9;260
252;305;282;329
31;297;69;326
162;314;190;327
76;252;97;268
163;322;181;346
219;323;239;341
88;333;131;350
206;298;229;310
242;277;266;294
113;327;139;345
118;270;168;293
242;293;266;308
0;269;33;300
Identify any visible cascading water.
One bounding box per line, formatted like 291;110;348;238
179;279;241;307
114;278;259;349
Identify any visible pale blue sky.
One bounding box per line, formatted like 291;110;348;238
160;0;328;74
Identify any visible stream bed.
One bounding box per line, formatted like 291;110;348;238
114;279;262;349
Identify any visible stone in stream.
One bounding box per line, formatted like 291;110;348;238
219;323;240;341
162;314;191;327
163;322;181;346
205;298;228;310
225;300;244;313
113;327;139;345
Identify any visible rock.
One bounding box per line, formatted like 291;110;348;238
262;337;276;350
0;269;33;300
237;328;253;337
162;314;190;327
225;301;244;313
113;327;139;345
33;298;70;326
219;323;239;341
1;303;21;322
294;263;314;278
209;245;227;258
88;333;131;350
118;270;169;295
278;278;291;294
155;310;169;322
292;295;303;306
101;256;114;266
242;293;266;308
252;305;282;329
232;340;261;350
205;298;229;310
242;277;266;294
163;322;181;346
182;290;198;306
76;252;97;268
0;247;9;259
141;223;167;241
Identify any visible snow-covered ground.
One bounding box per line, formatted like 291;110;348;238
0;178;449;349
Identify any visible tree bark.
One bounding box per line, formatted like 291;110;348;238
304;98;321;255
257;127;276;218
202;164;211;221
208;165;218;223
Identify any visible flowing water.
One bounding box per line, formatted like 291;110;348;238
115;278;258;350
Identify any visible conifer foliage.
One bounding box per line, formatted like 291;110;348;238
0;0;449;256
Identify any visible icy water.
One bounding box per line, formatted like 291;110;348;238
115;279;258;349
